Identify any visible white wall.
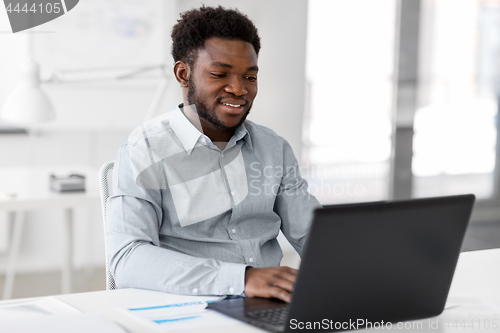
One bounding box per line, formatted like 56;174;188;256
0;0;308;274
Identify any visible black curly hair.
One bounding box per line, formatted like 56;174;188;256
171;5;261;68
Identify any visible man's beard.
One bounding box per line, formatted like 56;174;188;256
187;78;252;131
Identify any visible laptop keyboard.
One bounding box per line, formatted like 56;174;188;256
246;307;289;326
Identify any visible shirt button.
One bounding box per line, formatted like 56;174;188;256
229;287;235;294
249;258;254;263
231;229;236;234
231;191;235;196
192;288;198;294
201;138;206;143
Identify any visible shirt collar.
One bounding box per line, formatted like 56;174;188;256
170;104;254;154
169;105;203;155
234;123;253;152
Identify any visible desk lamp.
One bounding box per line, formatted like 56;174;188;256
0;33;55;125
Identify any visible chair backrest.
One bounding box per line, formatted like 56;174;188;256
99;161;116;290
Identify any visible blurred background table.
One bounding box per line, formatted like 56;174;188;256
0;166;100;299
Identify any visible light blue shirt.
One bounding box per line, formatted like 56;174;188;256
106;105;320;296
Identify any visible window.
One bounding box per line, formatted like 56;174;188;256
304;0;396;204
413;0;499;200
305;0;500;207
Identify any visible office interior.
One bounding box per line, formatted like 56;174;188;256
0;0;499;299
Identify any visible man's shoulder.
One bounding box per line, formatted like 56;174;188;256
244;120;285;143
127;116;175;147
243;120;297;159
119;113;183;163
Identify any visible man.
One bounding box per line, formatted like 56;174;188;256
107;5;320;304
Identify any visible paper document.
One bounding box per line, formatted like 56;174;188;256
437;297;500;333
359;297;500;332
119;295;240;332
0;313;127;333
0;296;80;322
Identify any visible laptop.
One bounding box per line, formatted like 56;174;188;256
207;194;475;332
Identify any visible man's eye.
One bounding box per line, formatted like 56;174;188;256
246;76;257;81
211;73;226;78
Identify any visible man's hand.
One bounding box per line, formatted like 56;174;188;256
244;266;297;303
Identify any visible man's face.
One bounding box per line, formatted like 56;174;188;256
186;37;258;130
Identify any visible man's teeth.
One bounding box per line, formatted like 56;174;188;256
222;103;241;108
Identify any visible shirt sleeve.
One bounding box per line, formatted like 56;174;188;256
106;144;247;296
274;140;322;257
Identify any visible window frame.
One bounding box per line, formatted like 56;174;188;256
390;0;500;223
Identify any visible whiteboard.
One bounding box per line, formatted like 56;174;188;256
34;0;168;74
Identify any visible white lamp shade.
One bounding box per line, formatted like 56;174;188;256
1;59;55;125
1;86;55;124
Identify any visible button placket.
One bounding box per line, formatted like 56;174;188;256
218;151;236;208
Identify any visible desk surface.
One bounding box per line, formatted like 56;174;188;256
0;248;496;333
449;248;500;300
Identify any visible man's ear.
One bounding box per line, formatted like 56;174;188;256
174;61;190;88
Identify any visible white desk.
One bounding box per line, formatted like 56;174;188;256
1;248;498;333
0;166;100;299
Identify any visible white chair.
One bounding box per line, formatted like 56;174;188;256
98;161;116;290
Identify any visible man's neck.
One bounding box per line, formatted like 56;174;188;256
200;121;234;150
181;104;234;150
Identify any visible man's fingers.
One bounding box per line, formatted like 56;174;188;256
269;286;292;303
275;270;297;284
270;276;294;293
244;266;299;302
278;266;298;275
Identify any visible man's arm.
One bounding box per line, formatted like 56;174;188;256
275;140;321;255
106;144;247;296
243;139;321;303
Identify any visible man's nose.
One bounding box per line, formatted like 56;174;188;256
224;76;248;96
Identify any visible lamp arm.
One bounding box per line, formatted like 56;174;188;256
143;76;170;122
117;64;168;80
43;64;169;84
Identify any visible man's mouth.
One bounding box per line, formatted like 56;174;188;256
219;101;246;114
221;102;244;108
